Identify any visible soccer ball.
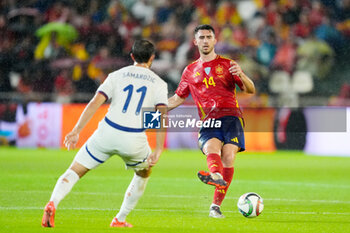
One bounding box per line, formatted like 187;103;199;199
237;192;264;218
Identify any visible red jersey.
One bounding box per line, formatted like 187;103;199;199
175;55;244;120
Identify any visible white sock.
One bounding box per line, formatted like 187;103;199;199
50;169;80;208
116;174;149;222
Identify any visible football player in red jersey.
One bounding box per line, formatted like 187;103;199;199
168;24;255;218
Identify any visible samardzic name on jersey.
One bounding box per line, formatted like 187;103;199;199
123;72;155;83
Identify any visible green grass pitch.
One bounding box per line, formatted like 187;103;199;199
0;148;350;233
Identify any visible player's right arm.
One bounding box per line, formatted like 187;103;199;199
168;67;190;111
168;94;186;111
64;92;106;150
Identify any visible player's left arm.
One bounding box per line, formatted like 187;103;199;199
229;61;256;94
148;104;167;167
64;92;107;150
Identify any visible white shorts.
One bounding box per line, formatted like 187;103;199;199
73;119;151;171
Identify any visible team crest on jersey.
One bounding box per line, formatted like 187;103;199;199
215;64;224;75
204;67;211;75
215;64;224;78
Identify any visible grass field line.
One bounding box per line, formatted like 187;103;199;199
2;190;350;204
1;206;350;216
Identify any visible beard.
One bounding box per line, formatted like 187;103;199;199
201;46;214;55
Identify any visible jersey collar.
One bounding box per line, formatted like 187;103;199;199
199;54;219;64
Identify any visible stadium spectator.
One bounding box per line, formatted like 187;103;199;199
216;1;241;27
265;1;279;26
44;1;67;22
337;0;350;21
34;31;68;60
175;0;195;27
12;34;35;72
256;31;277;66
155;0;174;24
31;61;54;94
308;0;325;29
87;46;111;83
280;0;301;25
118;13;141;53
141;16;161;42
70;40;90;81
54;68;74;103
293;10;311;39
73;65;98;95
271;33;297;74
314;16;346;52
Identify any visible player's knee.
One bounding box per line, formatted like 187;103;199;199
221;153;235;167
202;140;222;155
135;168;152;178
70;162;90;178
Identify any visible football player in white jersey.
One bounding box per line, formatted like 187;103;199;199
42;40;168;228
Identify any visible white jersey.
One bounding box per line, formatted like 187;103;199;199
97;65;168;129
73;65;167;171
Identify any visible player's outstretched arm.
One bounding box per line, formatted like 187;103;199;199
64;92;107;150
148;105;167;167
229;61;256;94
168;94;186;111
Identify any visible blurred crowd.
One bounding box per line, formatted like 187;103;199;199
0;0;349;105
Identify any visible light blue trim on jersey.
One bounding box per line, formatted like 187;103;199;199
85;145;104;163
104;117;145;132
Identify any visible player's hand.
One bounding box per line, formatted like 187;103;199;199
64;131;79;150
148;149;162;167
229;61;243;76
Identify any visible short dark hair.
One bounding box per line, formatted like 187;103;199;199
131;39;155;63
194;24;215;35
